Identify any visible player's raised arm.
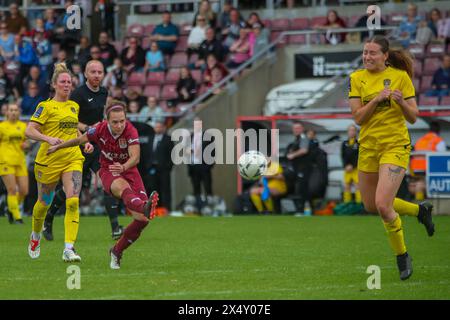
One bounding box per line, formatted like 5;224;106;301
47;134;89;155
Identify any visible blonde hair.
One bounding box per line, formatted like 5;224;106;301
51;62;73;85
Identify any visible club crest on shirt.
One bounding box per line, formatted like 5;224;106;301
71;107;77;114
119;138;127;149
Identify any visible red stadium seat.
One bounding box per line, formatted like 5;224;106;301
440;96;450;106
165;69;180;84
423;58;441;76
175;36;188;52
288;34;306;45
271;18;290;31
179;23;191;36
161;84;178;100
270;32;286;46
348;15;361;27
413;60;423;77
289;18;309;30
408;44;425;59
310;16;327;27
261;19;272;29
412;78;421;90
198;84;209;95
426;44;445;57
388;12;404;25
127;23;145;37
127;72;145;86
126;86;143;95
419;95;439;106
143;85;161;99
141;36;151;50
169;53;188;68
146;71;165;85
145;24;155;35
191;69;203;83
420;75;433;92
188;53;198;65
112;41;123;53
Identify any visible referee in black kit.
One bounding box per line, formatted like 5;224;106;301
43;60;124;240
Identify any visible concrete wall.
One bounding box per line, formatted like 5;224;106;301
170;50;287;210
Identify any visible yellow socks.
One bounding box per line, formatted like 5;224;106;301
64;197;80;245
383;215;407;256
343;191;352;203
263;198;273;212
393;198;419;217
355;191;362;203
250;193;264;212
32;201;50;233
7;194;21;220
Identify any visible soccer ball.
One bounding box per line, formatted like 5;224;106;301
238;150;268;181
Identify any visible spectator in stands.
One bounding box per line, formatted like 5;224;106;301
125;88;146;107
415;20;435;45
193;0;217;28
354;10;386;42
71;74;80;89
127;100;141;122
98;31;118;69
20;81;44;115
74;36;91;69
71;62;84;87
53;0;81;55
140;96;165;127
286;121;311;215
22;65;49;99
222;8;247;50
227;28;251;69
15;35;39;88
191;27;224;70
437;16;450;45
110;85;125;101
395;3;423;48
187;15;208;58
88;46;104;67
34;29;52;78
120;36;146;73
204;53;228;87
151;11;179;56
5;3;29;35
44;8;57;33
410;121;447;201
104;57;127;89
427;8;442;38
95;0;118;41
314;10;347;45
218;0;232;32
28;18;50;41
0;22;16;61
144;41;166;73
250;160;287;214
246;12;265;31
176;67;198;104
249;23;269;57
0;65;18;107
426;54;450;101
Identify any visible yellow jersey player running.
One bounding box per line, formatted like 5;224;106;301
0;103;29;224
349;36;435;281
25;63;93;262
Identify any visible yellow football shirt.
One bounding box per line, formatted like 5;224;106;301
348;66;415;149
0;120;27;166
30;99;84;167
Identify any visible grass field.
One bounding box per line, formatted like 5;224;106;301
1;215;449;300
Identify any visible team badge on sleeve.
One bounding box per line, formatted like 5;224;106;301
33;106;44;118
87;127;96;135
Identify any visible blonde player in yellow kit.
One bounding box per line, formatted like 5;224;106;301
25;63;93;262
0;103;29;224
349;36;435;281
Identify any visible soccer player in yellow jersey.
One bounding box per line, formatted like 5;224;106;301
349;36;435;280
0;103;29;224
25;63;93;262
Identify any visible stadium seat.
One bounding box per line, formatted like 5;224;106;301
188;53;198;65
161;84;178;100
112;40;123;53
143;85;161;99
423;58;441;76
413;60;423;77
127;86;143;95
270;32;286;46
51;43;60;58
261;19;272;29
141;36;151;50
191;69;203;83
440;96;450;106
412;78;421;90
271;18;290;31
426;44;445;57
388;12;404;25
198;84;209;95
127;72;145;86
420;75;433;92
127;23;145;37
145;24;155;35
146;71;165;85
310;16;327;27
419;95;439;106
408;44;425;59
179;23;191;36
289;18;309;30
175;36;188;52
348;15;361;27
169;53;188;68
165;69;180;84
288;34;306;45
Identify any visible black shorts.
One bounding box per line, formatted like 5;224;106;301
82;143;101;174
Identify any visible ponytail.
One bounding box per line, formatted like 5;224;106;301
387;49;414;79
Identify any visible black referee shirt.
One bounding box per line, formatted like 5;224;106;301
70;84;108;126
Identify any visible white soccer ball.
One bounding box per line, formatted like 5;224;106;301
238;150;268;181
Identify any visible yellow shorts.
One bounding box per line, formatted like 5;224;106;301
344;168;359;184
268;180;288;195
34;160;83;184
358;144;411;173
0;161;28;177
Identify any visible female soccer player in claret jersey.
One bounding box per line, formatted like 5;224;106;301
348;35;435;281
47;99;159;269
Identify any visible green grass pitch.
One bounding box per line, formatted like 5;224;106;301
1;215;449;300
